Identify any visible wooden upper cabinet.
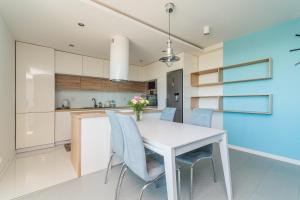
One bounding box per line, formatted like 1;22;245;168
55;74;146;92
81;77;146;92
55;51;83;75
55;74;81;90
80;77;110;91
82;56;104;78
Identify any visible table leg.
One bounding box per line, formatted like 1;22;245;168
164;148;178;200
219;133;233;200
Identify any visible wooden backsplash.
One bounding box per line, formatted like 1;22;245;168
55;74;146;93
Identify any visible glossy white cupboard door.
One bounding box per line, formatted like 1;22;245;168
82;56;104;78
55;112;71;142
16;112;55;149
103;60;110;78
55;51;82;75
129;65;141;81
16;42;55;113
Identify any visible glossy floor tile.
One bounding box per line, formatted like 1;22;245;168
13;149;300;200
0;146;77;200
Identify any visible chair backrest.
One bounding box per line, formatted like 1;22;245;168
191;108;214;153
160;107;176;121
191;108;214;128
117;115;149;181
106;111;124;157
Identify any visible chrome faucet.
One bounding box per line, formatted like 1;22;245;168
92;98;97;108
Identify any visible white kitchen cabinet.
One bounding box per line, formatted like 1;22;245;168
82;56;104;78
16;42;55;113
103;60;110;78
55;111;71;143
129;65;140;81
16;112;54;149
55;51;82;75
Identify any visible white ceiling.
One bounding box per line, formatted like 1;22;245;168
0;0;300;66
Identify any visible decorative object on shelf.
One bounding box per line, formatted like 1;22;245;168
191;94;273;115
61;99;70;109
159;2;180;67
128;96;149;121
191;58;272;87
289;34;300;66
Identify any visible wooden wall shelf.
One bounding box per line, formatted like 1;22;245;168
191;58;272;87
55;74;146;93
191;94;273;115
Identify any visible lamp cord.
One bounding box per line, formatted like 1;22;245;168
168;10;171;40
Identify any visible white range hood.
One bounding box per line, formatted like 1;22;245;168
109;35;129;82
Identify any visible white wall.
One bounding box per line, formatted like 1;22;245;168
182;53;199;123
0;16;15;175
197;47;224;129
56;90;142;108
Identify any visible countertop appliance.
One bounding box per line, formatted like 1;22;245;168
147;80;157;95
61;99;70;109
146;95;157;107
146;79;157;106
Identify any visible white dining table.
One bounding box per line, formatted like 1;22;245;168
136;118;232;200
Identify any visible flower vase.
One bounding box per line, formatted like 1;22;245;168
135;111;142;121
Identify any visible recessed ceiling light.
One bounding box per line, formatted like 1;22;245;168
78;22;85;27
69;44;75;47
203;25;211;35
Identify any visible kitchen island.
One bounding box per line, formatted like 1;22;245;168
70;108;161;177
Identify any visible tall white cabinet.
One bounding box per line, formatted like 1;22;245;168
16;42;55;150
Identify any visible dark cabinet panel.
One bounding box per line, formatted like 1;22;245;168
167;69;183;123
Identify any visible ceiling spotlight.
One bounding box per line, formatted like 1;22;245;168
69;44;75;47
78;22;85;27
203;25;211;35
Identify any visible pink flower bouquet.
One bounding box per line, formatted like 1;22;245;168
128;96;149;121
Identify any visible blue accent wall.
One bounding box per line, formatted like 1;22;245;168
224;17;300;160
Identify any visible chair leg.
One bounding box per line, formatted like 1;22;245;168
114;164;127;200
190;166;194;200
104;152;115;184
139;173;165;200
177;168;181;200
155;181;160;189
139;182;153;200
210;157;217;183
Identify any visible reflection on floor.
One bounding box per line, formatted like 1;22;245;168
0;146;77;200
12;148;300;200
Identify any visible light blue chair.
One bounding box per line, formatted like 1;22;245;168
160;107;176;121
114;115;181;200
176;108;216;200
104;111;124;184
105;111;155;184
